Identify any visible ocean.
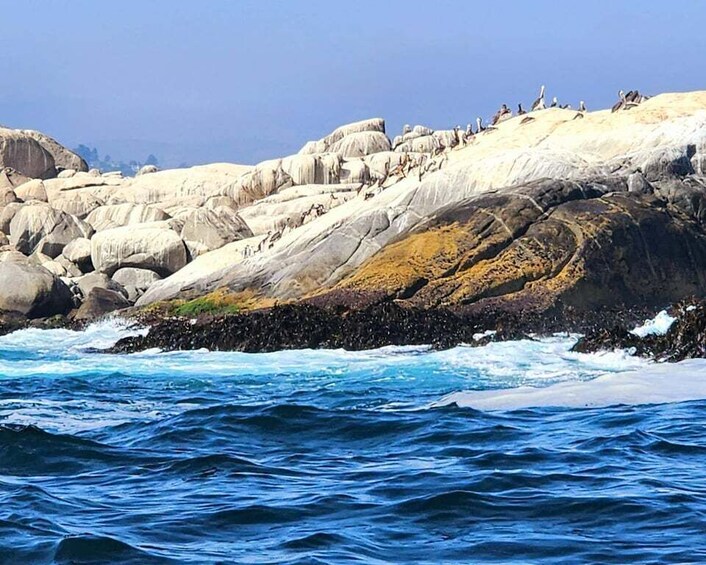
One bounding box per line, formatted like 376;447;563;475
1;320;706;563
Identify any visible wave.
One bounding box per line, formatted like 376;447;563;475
434;359;706;410
54;534;174;564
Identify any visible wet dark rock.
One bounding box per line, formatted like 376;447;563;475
107;298;653;355
572;299;706;361
73;288;131;321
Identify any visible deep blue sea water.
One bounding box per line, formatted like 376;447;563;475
1;320;706;564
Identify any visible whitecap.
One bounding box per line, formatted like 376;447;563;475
433;359;706;410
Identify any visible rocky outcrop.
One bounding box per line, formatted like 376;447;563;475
20;130;88;172
0;260;73;317
138;91;706;325
6;90;706;340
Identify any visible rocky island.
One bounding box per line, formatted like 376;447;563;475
2;90;706;356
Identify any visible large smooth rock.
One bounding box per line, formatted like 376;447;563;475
91;223;188;276
9;202;94;258
0;128;55;179
85;203;170;231
0;202;22;234
112;267;161;290
225;160;293;207
73;287;131;320
0;260;73;317
177;207;253;254
100;163;252;209
299;118;386;154
14;179;48;202
328;131;392;158
76;272;126;298
62;237;93;272
0;186;18;206
20;130;88;172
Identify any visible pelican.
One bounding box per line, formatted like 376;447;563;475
518;103;526;115
531;85;546;111
550;96;558;108
491;104;511;125
611;90;626;113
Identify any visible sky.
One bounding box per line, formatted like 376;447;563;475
1;0;705;167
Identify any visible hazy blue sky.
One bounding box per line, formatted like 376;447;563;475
1;1;704;166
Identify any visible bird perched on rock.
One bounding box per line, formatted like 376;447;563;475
491;104;512;125
611;90;626;112
531;85;546;111
550;96;558;108
573;100;587;120
518;103;527;115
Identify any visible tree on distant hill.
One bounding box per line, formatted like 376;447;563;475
71;144;165;176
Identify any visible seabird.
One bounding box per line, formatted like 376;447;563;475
476;117;485;132
518;103;526;115
578;100;587;112
531;85;546;111
611;90;626;113
550;96;558;108
491;104;511;125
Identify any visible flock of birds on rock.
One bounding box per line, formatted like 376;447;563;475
240;86;650;259
476;85;650;133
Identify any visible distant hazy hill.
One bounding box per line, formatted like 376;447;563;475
73;144;175;176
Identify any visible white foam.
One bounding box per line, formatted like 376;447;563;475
0;317;148;354
630;310;676;338
433;359;706;410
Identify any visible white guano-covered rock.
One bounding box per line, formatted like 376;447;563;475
176;207;253;254
328;131;392;158
85;203;170;231
112;267;161;290
91;223;188;276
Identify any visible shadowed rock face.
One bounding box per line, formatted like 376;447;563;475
333;179;706;317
